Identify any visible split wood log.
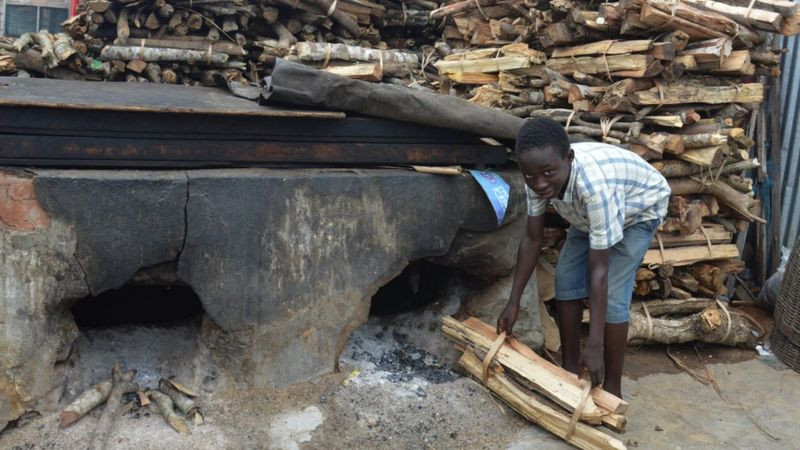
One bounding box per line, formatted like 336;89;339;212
644;0;763;44
691;263;727;296
441;316;607;422
89;363;140;450
671;286;693;299
550;39;652;58
149;390;189;433
59;370;136;428
295;42;419;66
714;0;799;17
463;317;629;417
667;177;763;222
458;350;626;450
322;63;382;81
681;0;783;31
429;0;495;19
546;54;652;75
629;82;764;105
100;45;229;65
642;243;740;267
436;56;531;74
676;146;724;167
628;306;756;346
723;174;754;192
652;225;732;248
159;379;203;424
671;270;701;292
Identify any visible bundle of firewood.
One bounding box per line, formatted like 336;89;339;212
442;316;628;449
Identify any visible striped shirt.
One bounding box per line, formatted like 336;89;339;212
526;142;671;250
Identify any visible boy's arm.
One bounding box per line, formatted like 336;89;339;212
497;214;544;335
582;248;609;386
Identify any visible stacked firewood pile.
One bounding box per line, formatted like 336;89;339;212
0;0;790;346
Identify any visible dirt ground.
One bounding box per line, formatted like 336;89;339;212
2;303;798;450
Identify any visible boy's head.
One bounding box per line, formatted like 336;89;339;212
515;117;574;200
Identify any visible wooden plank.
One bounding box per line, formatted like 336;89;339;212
458;350;626;450
0;76;342;119
642;244;740;266
463;317;630;416
550;39;653;58
546;54;652;75
441;317;607;421
629;82;764;105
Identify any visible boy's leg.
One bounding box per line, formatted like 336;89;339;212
603;219;660;397
557;300;584;374
602;323;628;397
554;226;590;374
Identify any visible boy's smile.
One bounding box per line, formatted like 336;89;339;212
518;146;574;200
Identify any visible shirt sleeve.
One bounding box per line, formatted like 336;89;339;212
585;189;625;249
525;185;546;217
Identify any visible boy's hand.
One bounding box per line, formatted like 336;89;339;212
497;302;519;335
579;343;605;386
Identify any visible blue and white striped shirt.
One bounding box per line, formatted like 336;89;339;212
526;142;670;250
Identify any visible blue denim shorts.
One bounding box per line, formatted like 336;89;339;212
554;219;659;323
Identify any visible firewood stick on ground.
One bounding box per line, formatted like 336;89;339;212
150;390;189;433
89;363;140;450
159;378;203;424
59;370;136;428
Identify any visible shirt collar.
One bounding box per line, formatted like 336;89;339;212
557;155;579;203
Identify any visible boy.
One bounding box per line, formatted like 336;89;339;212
496;117;671;397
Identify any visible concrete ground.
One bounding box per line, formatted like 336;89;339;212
1;307;798;450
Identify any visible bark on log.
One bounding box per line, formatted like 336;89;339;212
295;42;419;66
150;391;189;433
159;379;203;424
125;38;246;56
667;177;763;222
100;45;229;65
629;82;764;105
652;158;760;178
59;370;136;428
628;306;756;346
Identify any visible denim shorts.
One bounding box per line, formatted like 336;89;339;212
554;219;659;323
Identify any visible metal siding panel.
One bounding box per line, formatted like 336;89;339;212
781;35;800;248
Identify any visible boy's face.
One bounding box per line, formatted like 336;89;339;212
518;146;574;200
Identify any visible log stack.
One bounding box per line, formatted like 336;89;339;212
0;0;786;345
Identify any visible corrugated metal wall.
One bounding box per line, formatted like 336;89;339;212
780;35;800;249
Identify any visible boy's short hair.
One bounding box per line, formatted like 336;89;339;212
515;117;570;157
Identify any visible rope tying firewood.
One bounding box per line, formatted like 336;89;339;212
565;382;592;440
482;331;506;383
715;299;733;342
